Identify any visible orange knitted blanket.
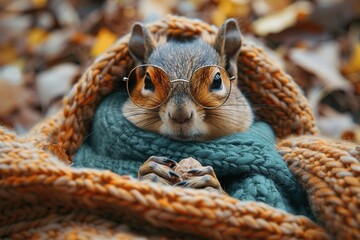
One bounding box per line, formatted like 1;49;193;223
0;15;359;239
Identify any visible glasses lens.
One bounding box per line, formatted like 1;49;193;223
127;65;171;109
190;66;232;108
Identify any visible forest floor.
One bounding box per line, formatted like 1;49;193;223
0;0;359;143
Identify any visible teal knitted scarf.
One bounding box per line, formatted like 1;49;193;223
74;92;312;217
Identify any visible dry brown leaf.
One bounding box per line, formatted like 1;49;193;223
341;128;360;143
0;79;24;116
36;63;79;109
0;65;22;85
0;43;18;65
0;65;42;132
5;0;33;11
317;104;356;138
50;0;80;27
289;42;352;91
138;0;175;22
36;28;75;58
0;14;32;37
14;105;41;133
309;0;359;33
252;1;313;36
251;0;291;16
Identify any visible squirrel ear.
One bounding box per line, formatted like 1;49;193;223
128;23;155;63
214;19;242;62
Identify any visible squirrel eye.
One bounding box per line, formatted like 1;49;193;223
210;72;222;91
144;72;155;91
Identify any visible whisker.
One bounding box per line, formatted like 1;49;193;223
140;119;162;129
206;119;233;133
207;110;251;118
206;114;251;125
205;116;242;125
125;112;158;118
133;115;161;127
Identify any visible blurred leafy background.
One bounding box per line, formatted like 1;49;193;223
0;0;359;143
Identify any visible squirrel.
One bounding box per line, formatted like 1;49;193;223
122;19;254;193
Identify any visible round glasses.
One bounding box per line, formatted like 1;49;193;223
123;64;235;109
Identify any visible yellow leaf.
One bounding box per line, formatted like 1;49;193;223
0;44;18;65
212;9;227;27
341;43;360;74
91;28;117;57
32;0;47;8
356;127;360;144
212;0;251;26
27;28;48;49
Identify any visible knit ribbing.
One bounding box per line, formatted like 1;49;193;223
73;92;312;217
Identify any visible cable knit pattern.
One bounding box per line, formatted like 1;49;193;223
73;92;311;216
0;16;358;239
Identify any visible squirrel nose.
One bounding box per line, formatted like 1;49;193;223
169;110;193;124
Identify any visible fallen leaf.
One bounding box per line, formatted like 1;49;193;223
138;0;175;22
32;0;47;8
341;43;360;75
36;63;79;109
0;79;24;116
36;28;75;58
309;0;359;33
289;42;352;91
251;0;291;16
285;58;316;92
14;105;41;133
344;71;360;95
5;0;33;11
27;27;49;50
317;104;358;140
341;128;360;144
50;0;80;27
0;43;18;65
0;65;22;85
252;1;313;36
90;27;117;57
0;14;32;36
212;0;251;26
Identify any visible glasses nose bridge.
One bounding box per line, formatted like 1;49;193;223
170;79;189;84
169;78;190;91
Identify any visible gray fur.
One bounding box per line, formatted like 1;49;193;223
123;20;254;141
149;39;220;80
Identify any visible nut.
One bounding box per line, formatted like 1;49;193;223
174;157;202;181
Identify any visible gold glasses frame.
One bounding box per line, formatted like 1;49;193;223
123;64;235;109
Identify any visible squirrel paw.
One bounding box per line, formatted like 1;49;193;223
138;156;180;185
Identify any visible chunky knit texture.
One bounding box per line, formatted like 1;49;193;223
0;15;359;240
74;92;311;216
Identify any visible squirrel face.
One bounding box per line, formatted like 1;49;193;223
122;19;254;141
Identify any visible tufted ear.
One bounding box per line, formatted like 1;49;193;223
128;23;155;63
214;19;242;75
